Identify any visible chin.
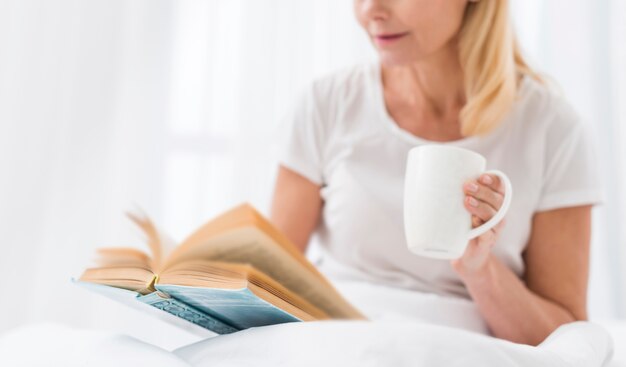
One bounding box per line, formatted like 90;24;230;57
377;50;421;67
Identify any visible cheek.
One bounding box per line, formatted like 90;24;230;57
409;17;462;51
390;1;467;60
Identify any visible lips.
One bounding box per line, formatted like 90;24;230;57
376;32;408;40
373;32;409;45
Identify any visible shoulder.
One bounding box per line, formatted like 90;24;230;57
302;63;375;109
309;63;374;93
289;63;377;138
514;77;599;179
515;76;585;138
281;63;375;139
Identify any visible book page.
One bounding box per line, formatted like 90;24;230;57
160;260;330;320
164;226;364;319
78;266;155;293
168;203;323;280
126;211;177;272
94;247;151;268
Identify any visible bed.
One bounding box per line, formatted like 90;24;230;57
1;280;623;366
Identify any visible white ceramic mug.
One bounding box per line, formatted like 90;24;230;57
403;145;513;259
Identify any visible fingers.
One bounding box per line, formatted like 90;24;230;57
472;215;506;243
464;174;508;248
471;215;483;228
463;174;504;215
467;221;497;251
480;174;504;195
471;214;505;228
464;194;497;222
470;215;506;239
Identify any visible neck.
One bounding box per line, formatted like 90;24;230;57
382;42;465;117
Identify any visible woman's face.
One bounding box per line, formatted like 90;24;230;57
354;0;469;66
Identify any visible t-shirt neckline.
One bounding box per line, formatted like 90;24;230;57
369;62;526;147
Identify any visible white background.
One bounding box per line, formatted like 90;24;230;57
0;0;624;350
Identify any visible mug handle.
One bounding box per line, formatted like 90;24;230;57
467;169;513;240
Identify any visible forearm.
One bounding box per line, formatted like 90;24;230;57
456;253;578;346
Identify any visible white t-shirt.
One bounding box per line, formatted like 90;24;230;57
275;62;604;302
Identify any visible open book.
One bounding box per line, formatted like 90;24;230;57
78;203;365;334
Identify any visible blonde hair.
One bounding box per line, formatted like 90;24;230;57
459;0;542;137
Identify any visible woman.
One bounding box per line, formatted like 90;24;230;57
270;0;603;346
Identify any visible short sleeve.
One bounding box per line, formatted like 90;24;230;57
274;83;328;186
535;110;605;212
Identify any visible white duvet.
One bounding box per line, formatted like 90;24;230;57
0;280;619;367
0;319;616;367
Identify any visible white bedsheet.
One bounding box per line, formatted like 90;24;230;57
175;319;614;367
0;323;191;367
0;280;619;366
0;319;615;367
598;320;626;367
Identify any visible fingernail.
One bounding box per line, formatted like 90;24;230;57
466;183;479;192
481;175;493;185
468;197;479;207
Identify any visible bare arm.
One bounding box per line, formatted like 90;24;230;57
270;165;323;253
456;205;592;345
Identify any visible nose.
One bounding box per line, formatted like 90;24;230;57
357;0;389;22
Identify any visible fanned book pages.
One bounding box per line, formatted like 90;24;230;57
77;203;366;335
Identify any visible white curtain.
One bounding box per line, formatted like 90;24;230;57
0;0;191;349
0;0;375;349
0;0;623;350
511;0;626;319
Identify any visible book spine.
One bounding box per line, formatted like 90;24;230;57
138;291;239;335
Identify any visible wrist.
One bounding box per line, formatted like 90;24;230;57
454;252;496;285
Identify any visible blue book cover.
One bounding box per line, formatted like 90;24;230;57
154;284;302;330
75;280;304;334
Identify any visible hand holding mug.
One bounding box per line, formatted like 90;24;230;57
452;173;509;275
